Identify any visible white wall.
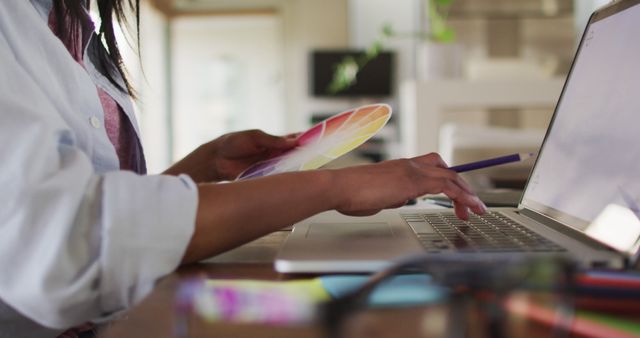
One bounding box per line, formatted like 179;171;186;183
135;1;171;173
121;0;351;169
575;0;611;37
171;14;286;160
349;0;422;84
280;0;350;131
103;0;171;173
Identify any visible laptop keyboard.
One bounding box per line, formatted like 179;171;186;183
402;212;566;253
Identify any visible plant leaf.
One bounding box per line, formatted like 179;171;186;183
382;23;394;37
433;27;455;43
434;0;454;6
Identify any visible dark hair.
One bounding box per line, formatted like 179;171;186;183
52;0;139;98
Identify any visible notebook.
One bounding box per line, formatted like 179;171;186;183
275;0;640;273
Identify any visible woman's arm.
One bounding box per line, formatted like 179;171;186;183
0;8;198;328
182;170;334;262
182;154;486;263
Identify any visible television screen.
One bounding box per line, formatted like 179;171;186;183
310;50;394;97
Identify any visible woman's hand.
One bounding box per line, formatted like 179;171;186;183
164;130;297;183
182;152;485;262
330;153;487;220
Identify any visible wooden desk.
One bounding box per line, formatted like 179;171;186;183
98;229;301;338
98;229;460;338
97;228;633;338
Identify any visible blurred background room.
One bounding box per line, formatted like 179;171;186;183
104;0;610;194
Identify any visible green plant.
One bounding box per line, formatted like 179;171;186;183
327;0;456;94
326;36;386;95
429;0;456;43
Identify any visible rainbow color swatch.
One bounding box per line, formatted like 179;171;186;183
237;103;392;180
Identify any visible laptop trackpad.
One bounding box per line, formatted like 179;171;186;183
275;212;426;272
306;222;394;239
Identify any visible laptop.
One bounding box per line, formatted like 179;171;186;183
275;0;640;273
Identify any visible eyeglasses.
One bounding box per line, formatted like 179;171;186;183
320;254;578;338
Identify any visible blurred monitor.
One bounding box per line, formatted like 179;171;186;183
310;50;394;98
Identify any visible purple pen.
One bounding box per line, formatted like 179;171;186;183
449;153;535;173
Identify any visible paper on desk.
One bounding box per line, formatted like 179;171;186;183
177;274;447;325
176;278;330;325
320;274;448;307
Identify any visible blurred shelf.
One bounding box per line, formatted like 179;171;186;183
448;0;574;18
399;78;565;157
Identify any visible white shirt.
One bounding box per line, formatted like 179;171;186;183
0;1;198;336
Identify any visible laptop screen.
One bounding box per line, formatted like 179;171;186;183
521;1;640;232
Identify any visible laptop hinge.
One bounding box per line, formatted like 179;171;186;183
518;208;617;252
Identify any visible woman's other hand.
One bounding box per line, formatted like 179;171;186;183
164;129;298;183
331;153;487;220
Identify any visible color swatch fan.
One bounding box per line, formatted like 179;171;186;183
237;104;392;180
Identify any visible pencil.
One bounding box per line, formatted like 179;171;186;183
449;153;535;173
